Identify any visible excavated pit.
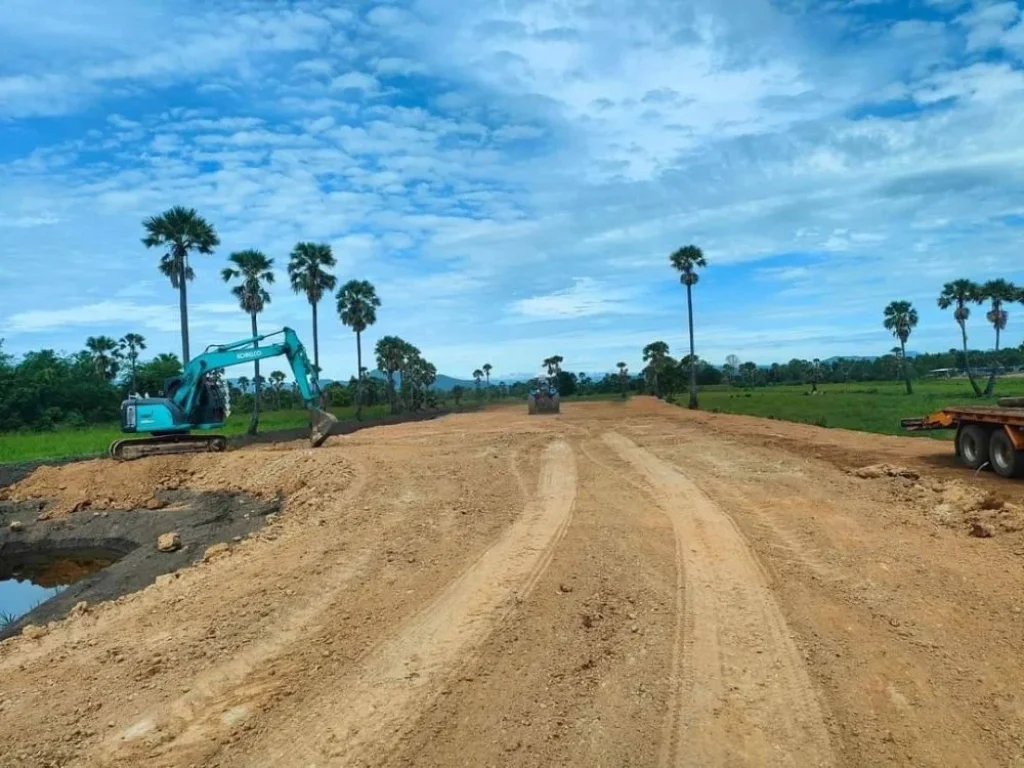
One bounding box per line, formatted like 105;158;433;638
0;487;279;640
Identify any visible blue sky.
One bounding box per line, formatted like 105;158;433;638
1;0;1024;379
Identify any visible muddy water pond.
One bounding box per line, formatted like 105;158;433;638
0;545;129;626
0;488;278;640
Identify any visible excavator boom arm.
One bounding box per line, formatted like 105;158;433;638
172;326;335;446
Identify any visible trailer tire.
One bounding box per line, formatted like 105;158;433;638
988;429;1023;478
957;424;991;470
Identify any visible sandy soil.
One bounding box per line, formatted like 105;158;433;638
2;397;1024;767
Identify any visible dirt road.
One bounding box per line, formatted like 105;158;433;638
2;398;1024;767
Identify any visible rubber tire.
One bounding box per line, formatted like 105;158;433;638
988;429;1024;478
957;424;991;470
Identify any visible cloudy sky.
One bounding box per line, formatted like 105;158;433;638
2;0;1023;379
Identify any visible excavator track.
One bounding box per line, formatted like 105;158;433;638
109;434;228;462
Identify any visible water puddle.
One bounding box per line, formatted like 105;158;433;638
0;546;127;629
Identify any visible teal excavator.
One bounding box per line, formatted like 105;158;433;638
110;327;337;460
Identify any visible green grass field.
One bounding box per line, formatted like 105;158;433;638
680;377;1024;438
0;405;392;465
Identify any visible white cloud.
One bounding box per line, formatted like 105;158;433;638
330;72;380;92
510;278;641;320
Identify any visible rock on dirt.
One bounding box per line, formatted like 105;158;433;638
21;625;46;640
157;532;182;553
203;542;231;562
970;522;995;538
8;520;24;532
852;464;920;480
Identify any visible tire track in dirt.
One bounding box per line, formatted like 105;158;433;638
250;438;578;767
604;432;834;768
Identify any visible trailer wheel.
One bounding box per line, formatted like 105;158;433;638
957;424;991;470
988;429;1023;478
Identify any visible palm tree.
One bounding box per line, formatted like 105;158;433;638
118;333;146;393
482;363;493;395
981;279;1017;395
237;375;250;394
473;368;484;393
85;336;121;381
543;356;563;376
222;249;275;434
269;370;287;409
141;206;220;363
616;362;628;398
669;244;707;409
642;341;670;397
883;300;919;395
337;279;381;419
288;242;337;373
938;279;983;396
397;339;420;410
375;336;405;413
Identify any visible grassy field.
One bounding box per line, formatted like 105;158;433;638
679;378;1024;438
0;405;392;465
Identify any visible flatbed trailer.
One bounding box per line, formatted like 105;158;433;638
902;405;1024;477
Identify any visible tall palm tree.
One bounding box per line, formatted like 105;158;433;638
981;279;1017;395
642;341;670;397
141;206;220;363
482;363;493;397
669;244;707;409
473;368;484;392
543;356;563;376
375;336;405;413
337;279;380;419
397;339;420;410
222;249;275;434
85;336;121;381
288;242;337;373
938;279;983;396
883;300;919;395
237;375;250;394
616;361;628;398
118;333;146;393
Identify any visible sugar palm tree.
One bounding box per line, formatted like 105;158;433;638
669;244;707;409
980;279;1017;395
937;279;983;396
222;249;275;434
473;368;484;392
118;333;146;392
288;242;337;373
336;279;380;419
883;300;918;395
616;361;628;398
237;375;250;394
543;356;563;376
142;206;220;363
482;363;493;397
85;336;121;381
642;341;670;397
375;335;405;413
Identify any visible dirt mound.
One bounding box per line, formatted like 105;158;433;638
887;475;1024;536
187;447;356;503
3;456;199;518
2;447;355;519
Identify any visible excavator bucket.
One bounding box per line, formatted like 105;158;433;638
310;407;337;447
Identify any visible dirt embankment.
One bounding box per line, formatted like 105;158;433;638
1;401;1023;768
